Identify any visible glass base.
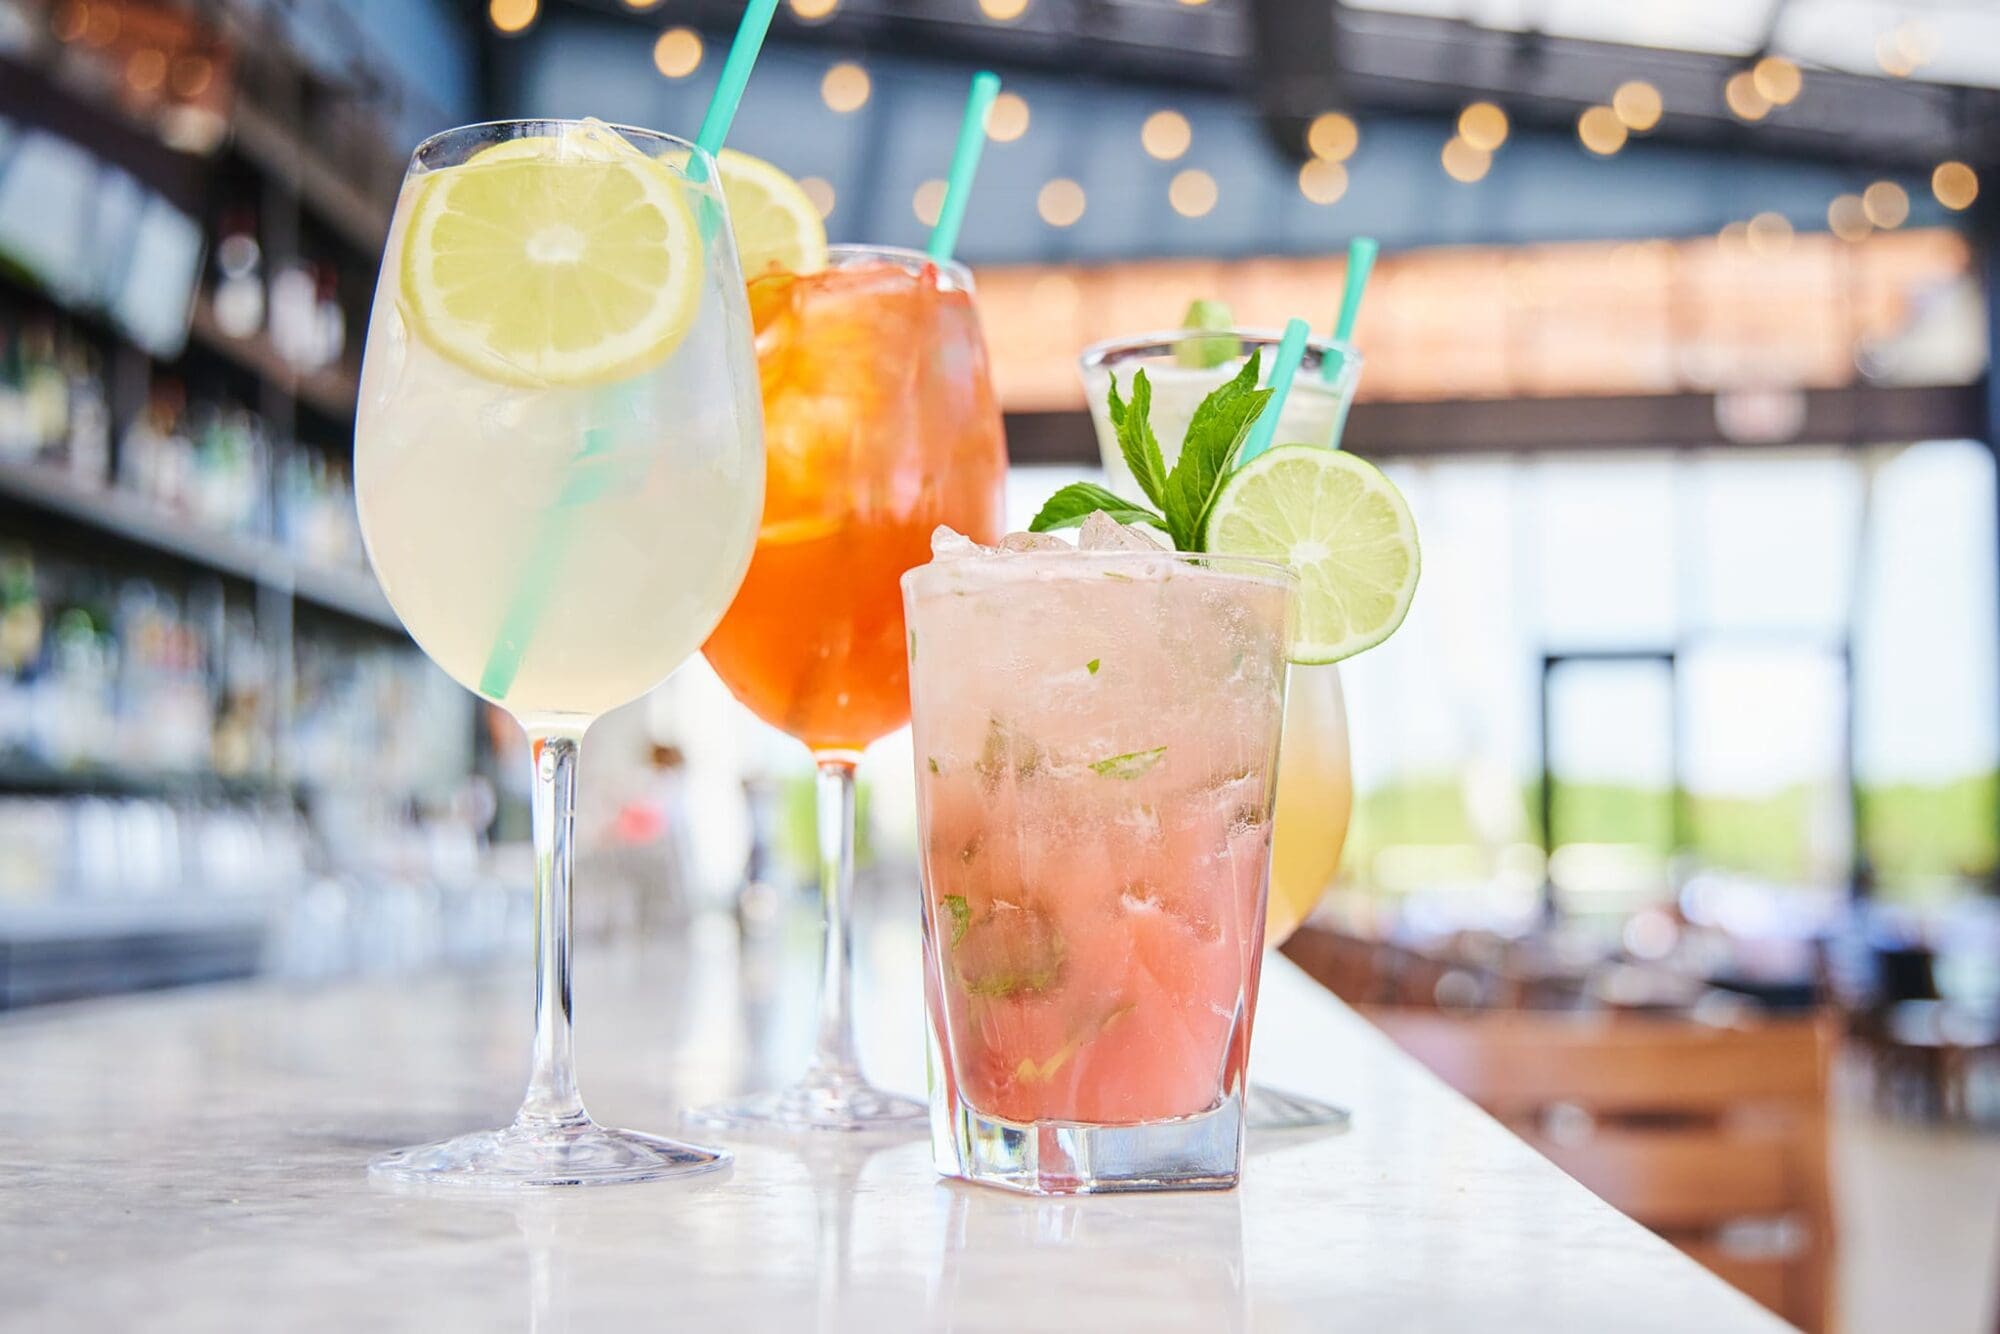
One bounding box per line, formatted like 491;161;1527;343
1245;1083;1352;1131
369;1116;731;1190
933;1089;1245;1195
683;1068;927;1135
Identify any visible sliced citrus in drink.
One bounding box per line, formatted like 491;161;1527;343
716;149;828;279
1205;444;1420;664
399;127;702;386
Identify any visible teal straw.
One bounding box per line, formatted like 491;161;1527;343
477;0;782;701
928;71;1001;262
1235;317;1312;468
1322;236;1378;383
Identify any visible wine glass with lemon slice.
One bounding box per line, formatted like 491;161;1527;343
355;120;764;1186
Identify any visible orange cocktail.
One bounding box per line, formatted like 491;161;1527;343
695;244;1006;1134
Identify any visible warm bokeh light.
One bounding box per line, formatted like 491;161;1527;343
1142;110;1192;161
126;48;166;93
653;27;702;78
1306;112;1359;162
489;0;537;34
1613;81;1662;132
1752;56;1802;105
1577;106;1627;156
1874;24;1933;77
800;176;836;220
821;61;870;112
979;0;1028;20
1457;102;1508;152
986;91;1030;143
1031;272;1082;319
913;179;946;228
1168;168;1217;218
1863;180;1910;229
1724;71;1770;120
1037;178;1086;227
50;2;86;42
1746;210;1793;256
1933;161;1979;211
789;0;838;19
170;54;214;99
1440;136;1490;183
1298;159;1348;205
622;0;664;9
1827;194;1871;242
1177;0;1209;7
1717;219;1750;250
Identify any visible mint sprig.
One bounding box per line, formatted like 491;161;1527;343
1030;350;1272;552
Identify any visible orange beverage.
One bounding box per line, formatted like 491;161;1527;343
703;247;1007;753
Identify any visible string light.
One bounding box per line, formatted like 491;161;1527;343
1142;110;1192;161
1440;136;1490;183
653;28;702;78
1724;71;1770;120
985;92;1029;143
1168;169;1217;218
913;179;946;228
1933;161;1979;211
1751;56;1802;105
1298;159;1348;205
1613;81;1662;132
821;62;870;112
1577;106;1627;155
789;0;838;18
979;0;1028;20
800;177;836;220
1037;178;1086;227
1862;180;1909;229
1746;211;1793;256
1827;194;1871;242
489;0;536;34
1457;102;1508;152
1306;112;1359;162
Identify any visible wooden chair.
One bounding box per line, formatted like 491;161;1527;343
1364;1008;1837;1333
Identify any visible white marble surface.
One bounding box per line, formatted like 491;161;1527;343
0;913;1788;1332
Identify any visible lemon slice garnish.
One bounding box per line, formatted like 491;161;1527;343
399;125;703;386
717;148;828;279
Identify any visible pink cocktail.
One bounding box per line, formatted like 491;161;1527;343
903;529;1295;1193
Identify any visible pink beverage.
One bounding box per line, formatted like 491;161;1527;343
903;527;1295;1194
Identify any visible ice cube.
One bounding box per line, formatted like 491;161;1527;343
930;525;987;560
1000;531;1072;553
1077;511;1163;552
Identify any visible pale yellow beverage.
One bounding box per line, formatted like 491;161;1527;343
1266;664;1353;942
355;130;764;729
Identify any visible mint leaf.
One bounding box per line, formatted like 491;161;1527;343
942;895;971;947
1108;370;1170;509
1028;483;1164;534
1088;746;1166;779
1161;350;1273;550
1086;658;1100;675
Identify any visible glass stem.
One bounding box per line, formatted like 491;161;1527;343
519;731;588;1128
806;756;861;1083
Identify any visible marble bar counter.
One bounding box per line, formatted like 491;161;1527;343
0;915;1787;1332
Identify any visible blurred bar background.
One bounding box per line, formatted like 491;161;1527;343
0;1;1995;1328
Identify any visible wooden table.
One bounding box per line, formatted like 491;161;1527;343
0;913;1788;1331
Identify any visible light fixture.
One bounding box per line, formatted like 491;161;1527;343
1142;110;1192;161
800;176;837;220
489;0;537;34
1037;178;1086;227
1933;161;1978;211
1724;71;1770;121
821;62;870;113
1745;211;1793;256
1306;112;1358;162
985;92;1030;143
1751;56;1802;105
1168;169;1217;218
913;179;946;228
1613;81;1662;132
1457;102;1508;152
1577;106;1627;155
653;28;702;79
1298;159;1347;205
1827;194;1871;242
1862;181;1909;229
979;0;1028;20
1440;136;1490;183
